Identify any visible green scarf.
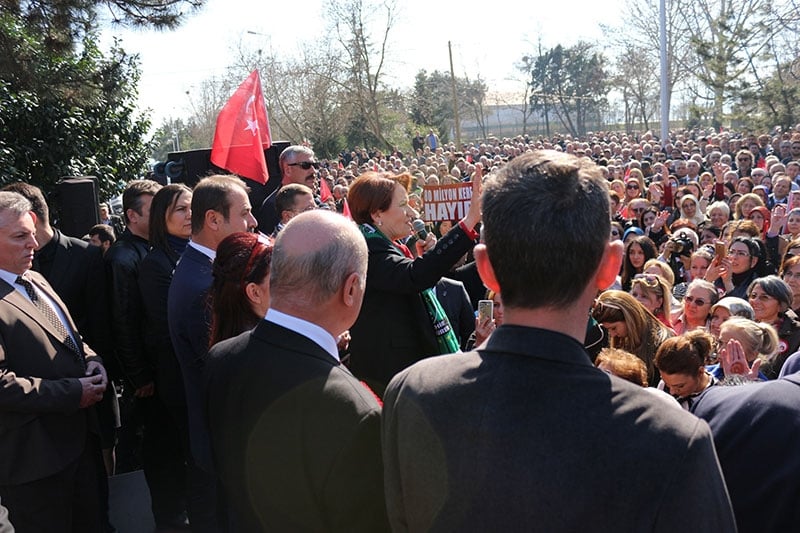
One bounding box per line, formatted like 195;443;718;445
360;224;461;355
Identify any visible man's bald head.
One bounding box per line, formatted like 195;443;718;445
270;210;367;308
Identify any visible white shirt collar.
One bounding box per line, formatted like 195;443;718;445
0;269;27;298
188;240;216;261
265;308;340;362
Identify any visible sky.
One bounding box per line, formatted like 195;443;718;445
100;0;625;128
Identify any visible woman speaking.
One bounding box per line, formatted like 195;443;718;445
347;169;482;393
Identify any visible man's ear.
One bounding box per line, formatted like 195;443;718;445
474;244;500;293
204;209;221;231
595;240;624;291
341;272;362;307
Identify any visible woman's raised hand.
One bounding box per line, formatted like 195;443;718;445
463;163;483;230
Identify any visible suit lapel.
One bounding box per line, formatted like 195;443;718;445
0;274;81;354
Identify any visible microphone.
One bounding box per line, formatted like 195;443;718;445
412;219;429;241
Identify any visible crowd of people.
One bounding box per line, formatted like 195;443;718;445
1;125;800;532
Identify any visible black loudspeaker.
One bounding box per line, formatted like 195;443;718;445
166;141;291;232
166;141;289;193
54;177;100;238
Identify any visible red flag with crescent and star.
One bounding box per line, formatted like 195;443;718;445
210;70;272;184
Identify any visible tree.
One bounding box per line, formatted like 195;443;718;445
610;44;660;131
326;0;399;151
410;70;487;142
674;0;800;128
1;0;204;198
0;16;151;199
525;43;608;137
601;0;693;125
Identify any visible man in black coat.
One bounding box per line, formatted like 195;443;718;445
692;374;800;533
206;210;388;532
382;151;736;531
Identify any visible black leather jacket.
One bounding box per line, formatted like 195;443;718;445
105;229;151;388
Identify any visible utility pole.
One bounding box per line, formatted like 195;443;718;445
449;41;462;147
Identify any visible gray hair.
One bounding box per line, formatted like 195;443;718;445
711;297;755;321
707;201;730;219
0;191;33;218
748;275;793;311
279;145;315;166
270;212;367;306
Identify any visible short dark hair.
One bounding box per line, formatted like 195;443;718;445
482;151;610;308
88;224;116;244
148;184;192;260
275;184;313;217
122;179;161;224
1;182;49;224
191;175;249;234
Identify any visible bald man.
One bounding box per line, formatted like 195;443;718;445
205;211;387;532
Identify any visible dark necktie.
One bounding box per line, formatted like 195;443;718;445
16;275;82;359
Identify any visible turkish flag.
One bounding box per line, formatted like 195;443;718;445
342;198;352;221
319;177;333;202
210;70;271;184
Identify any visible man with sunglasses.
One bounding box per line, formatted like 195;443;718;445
256;145;319;235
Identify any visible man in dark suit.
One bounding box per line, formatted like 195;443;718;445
435;277;475;349
206;210;387;531
0;191;108;532
692;374;800;533
168;175;257;531
382;151;736;531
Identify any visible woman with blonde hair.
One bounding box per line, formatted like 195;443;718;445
592;290;674;386
643;258;676;286
630;274;673;327
733;192;765;220
711;317;777;381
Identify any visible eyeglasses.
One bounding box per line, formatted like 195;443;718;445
684;295;709;307
626;183;640;190
729;249;751;258
611;230;621;237
288;161;321;170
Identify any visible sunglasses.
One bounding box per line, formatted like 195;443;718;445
684;295;709;306
626;183;640;189
288;161;321;170
591;298;622;321
633;273;661;287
